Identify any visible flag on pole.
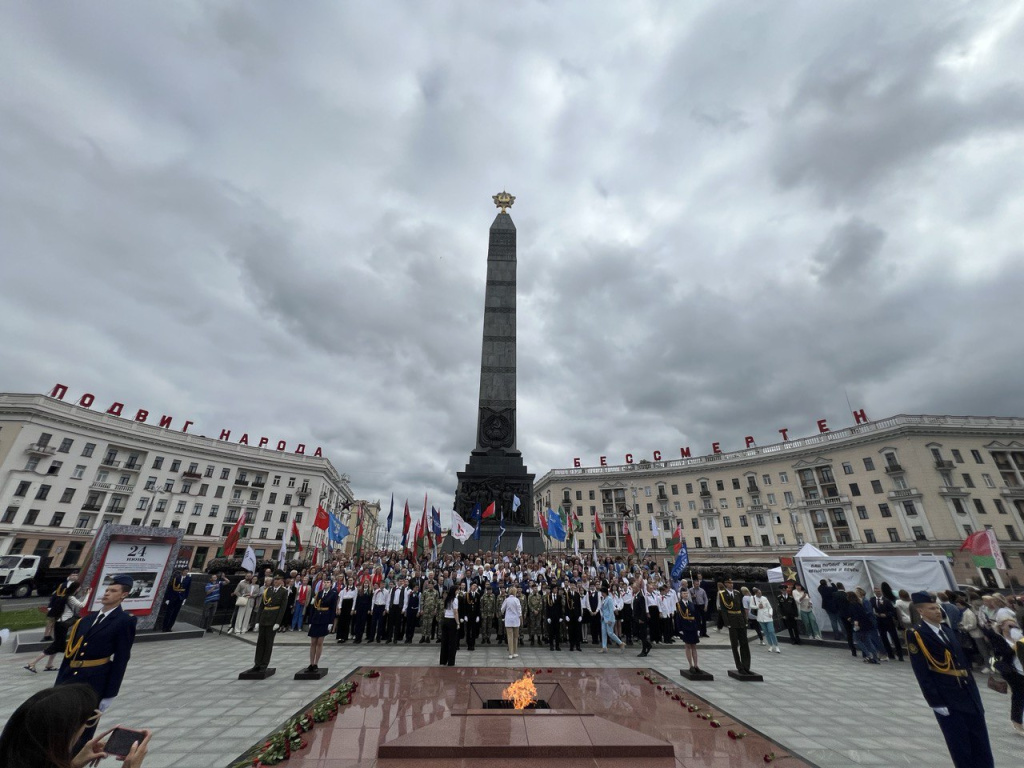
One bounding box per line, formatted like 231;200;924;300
671;525;689;580
622;519;636;554
482;501;496;520
547;508;566;542
573;536;579;556
450;510;475;543
592;541;599;568
416;494;430;558
539;509;549;537
512;495;521;514
241;545;257;573
223;512;246;557
650;517;660;539
278;525;289;570
290;520;303;553
386;494;394;532
328;513;349;544
516;533;524;553
594;516;603;535
314;504;330;531
470;503;483;541
960;529;1006;569
354;503;364;555
401;500;411;548
493;509;506;552
431;506;442;537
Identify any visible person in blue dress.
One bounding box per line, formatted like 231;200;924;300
305;582;338;673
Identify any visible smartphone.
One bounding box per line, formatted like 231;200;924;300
105;727;146;757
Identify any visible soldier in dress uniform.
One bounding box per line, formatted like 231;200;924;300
480;588;496;644
546;585;564;651
565;582;584;651
161;567;191;632
56;573;137;743
718;578;751;674
403;584;420;643
305;580;338;672
906;591;994;768
245;571;289;674
462;583;481;650
527;586;545;646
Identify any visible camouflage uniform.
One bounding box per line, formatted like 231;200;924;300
527;590;545;646
419;585;440;643
480;591;496;644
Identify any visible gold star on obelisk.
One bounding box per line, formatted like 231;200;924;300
492;191;515;213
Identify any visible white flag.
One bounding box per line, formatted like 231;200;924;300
516;533;524;553
278;525;288;570
651;518;660;538
573;537;579;556
450;510;475;543
241;546;257;573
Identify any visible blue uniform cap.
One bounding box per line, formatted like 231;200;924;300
111;574;134;591
910;591;935;604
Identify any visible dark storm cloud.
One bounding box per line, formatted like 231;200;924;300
1;1;1023;520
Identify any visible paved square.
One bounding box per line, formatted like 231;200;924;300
1;629;1020;767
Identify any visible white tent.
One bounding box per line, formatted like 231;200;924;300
766;566;785;584
794;543;830;559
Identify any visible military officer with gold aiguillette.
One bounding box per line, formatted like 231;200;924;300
718;578;751;674
245;570;289;674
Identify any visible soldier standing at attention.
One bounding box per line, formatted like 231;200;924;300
906;592;994;768
305;579;337;673
480;588;496;644
547;584;564;651
718;578;752;674
419;580;440;643
245;571;289;674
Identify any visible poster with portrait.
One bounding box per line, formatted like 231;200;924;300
89;534;177;615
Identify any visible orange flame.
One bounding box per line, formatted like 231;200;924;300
503;671;538;710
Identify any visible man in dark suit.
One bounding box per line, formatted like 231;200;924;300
632;583;652;657
462;582;481;650
565;583;584;651
246;571;289;673
907;592;993;768
871;586;903;661
387;578;408;644
56;574;137;742
161;567;191;632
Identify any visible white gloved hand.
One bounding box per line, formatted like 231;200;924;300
932;707;949;716
547;618;551;624
165;600;170;605
98;697;114;713
273;624;280;631
475;617;480;623
578;616;583;622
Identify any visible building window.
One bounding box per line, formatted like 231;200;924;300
994;500;1007;515
982;473;995;488
685;483;693;494
268;492;277;504
182;482;192;494
962;474;975;488
726;536;736;547
175;500;186;513
864;529;876;543
765;493;775;505
220;468;230;480
903;501;917;516
673;501;681;512
288;477;296;488
156;500;167;512
879;503;891;518
205;465;215;477
284;494;292;506
58;438;73;453
688;501;696;511
760;474;771;486
863;457;875;471
14;481;31;497
136;497;149;510
870;480;883;494
952;449;963;463
887;528;900;542
719;498;728;509
739;515;748;527
841;462;853;475
645;503;653;514
973;499;985;515
731;478;741;490
26;457;40;472
25;509;40;525
779;472;788;483
693;537;702;548
1006;526;1019;542
82;443;95;458
215;486;224;498
35;485;51;500
210;505;219;518
776;534;786;545
193;503;203;516
971;449;983;464
691;517;699;529
72;465;85;479
710;536;719;548
170;460;181;472
260;528;269;539
856;505;868;519
163;480;173;492
849;483;860;496
294;511;303;524
912;526;926;541
723;516;732;527
204;524;214;536
952;498;967;515
153;456;164;469
199;484;208;496
670;485;678;495
783;491;794;505
186;523;197;535
2;507;16;523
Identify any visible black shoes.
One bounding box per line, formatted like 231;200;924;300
637;651;649;657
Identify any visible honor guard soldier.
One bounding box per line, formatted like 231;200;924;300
161;567;191;632
546;585;564;651
906;591;994;768
718;578;752;674
527;586;545;646
245;570;289;674
419;581;440;643
56;573;137;743
565;583;584;651
480;588;496;644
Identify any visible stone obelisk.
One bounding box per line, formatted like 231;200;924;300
453;192;538;553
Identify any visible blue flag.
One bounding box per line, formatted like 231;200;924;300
546;508;566;542
386;493;394;532
430;506;442;537
328;513;350;544
471;502;483;541
670;541;689;581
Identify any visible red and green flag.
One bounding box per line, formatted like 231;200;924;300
960;529;1005;569
290;519;303;553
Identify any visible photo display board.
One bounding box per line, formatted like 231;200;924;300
89;534;177;615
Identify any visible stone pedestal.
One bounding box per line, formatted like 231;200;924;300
294;667;329;680
680;668;714;681
238;667;276;680
727;669;763;682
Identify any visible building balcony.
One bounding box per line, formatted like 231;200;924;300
812;521;830;530
888;488;923;501
656;493;669;502
234;479;250;486
104;506;125;515
999;486;1024;499
121;462;141;472
746;484;758;494
747;504;767;513
935;459;955;471
884;464;905;475
81;503;102;512
114;483;135;493
698;508;719;517
252;481;266;489
938;486;968;497
25;443;57;456
71;527;95;537
100;458;121;468
182;471;202;480
90;481;111;491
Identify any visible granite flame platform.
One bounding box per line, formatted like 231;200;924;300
256;666;812;768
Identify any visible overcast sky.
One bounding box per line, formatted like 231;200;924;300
3;2;1023;518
